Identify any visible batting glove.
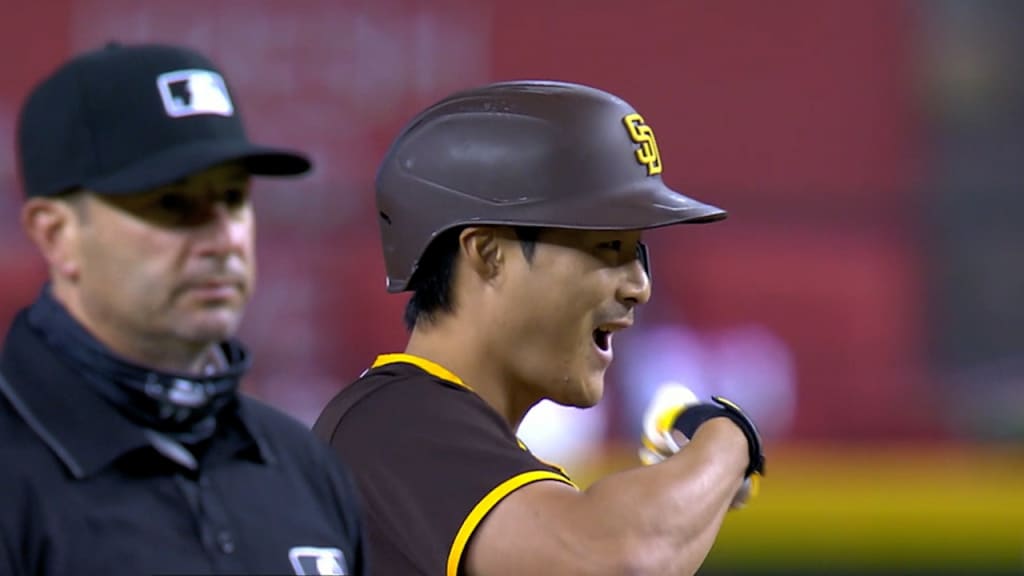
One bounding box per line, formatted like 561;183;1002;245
639;384;765;509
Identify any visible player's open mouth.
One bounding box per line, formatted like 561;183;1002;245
593;329;612;352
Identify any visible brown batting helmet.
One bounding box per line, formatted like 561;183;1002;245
375;80;727;293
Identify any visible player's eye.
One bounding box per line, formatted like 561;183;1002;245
598;240;623;252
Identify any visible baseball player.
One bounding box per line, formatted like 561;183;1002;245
314;80;764;575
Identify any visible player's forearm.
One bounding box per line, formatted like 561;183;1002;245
575;418;748;575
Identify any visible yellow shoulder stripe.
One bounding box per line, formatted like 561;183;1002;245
371;353;472;391
446;470;578;576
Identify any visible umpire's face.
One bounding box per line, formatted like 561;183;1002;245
489;227;651;408
23;162;255;370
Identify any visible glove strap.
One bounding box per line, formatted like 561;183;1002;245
672;396;766;478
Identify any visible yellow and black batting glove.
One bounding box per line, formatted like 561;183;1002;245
639;385;765;509
638;384;699;466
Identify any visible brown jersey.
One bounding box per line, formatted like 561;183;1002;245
313;353;576;576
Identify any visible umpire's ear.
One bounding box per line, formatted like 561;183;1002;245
21;192;85;282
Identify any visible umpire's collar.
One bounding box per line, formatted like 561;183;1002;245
0;309;271;479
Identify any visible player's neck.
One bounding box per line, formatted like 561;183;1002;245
405;321;536;430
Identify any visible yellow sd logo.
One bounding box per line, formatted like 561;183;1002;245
622;113;662;176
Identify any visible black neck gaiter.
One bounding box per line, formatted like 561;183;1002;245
27;287;250;444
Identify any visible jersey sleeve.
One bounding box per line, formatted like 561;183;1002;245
321;371;575;576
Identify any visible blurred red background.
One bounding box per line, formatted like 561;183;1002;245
1;1;1021;573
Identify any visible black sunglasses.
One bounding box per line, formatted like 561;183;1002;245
637;242;652;282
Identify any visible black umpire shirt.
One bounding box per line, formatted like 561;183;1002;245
0;308;366;576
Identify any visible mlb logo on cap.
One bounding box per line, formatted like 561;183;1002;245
157;69;234;118
17;42;310;199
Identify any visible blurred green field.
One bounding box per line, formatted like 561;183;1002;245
571;443;1024;575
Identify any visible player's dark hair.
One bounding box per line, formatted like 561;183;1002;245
404;226;541;330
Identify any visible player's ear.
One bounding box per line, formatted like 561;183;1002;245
21;194;86;282
459;226;507;285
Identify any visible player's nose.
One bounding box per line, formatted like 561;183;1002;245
617;258;651;307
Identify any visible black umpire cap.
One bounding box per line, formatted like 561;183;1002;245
17;41;311;198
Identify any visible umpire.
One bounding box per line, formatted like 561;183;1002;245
0;43;365;575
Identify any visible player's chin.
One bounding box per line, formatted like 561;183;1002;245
570;374;606;408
